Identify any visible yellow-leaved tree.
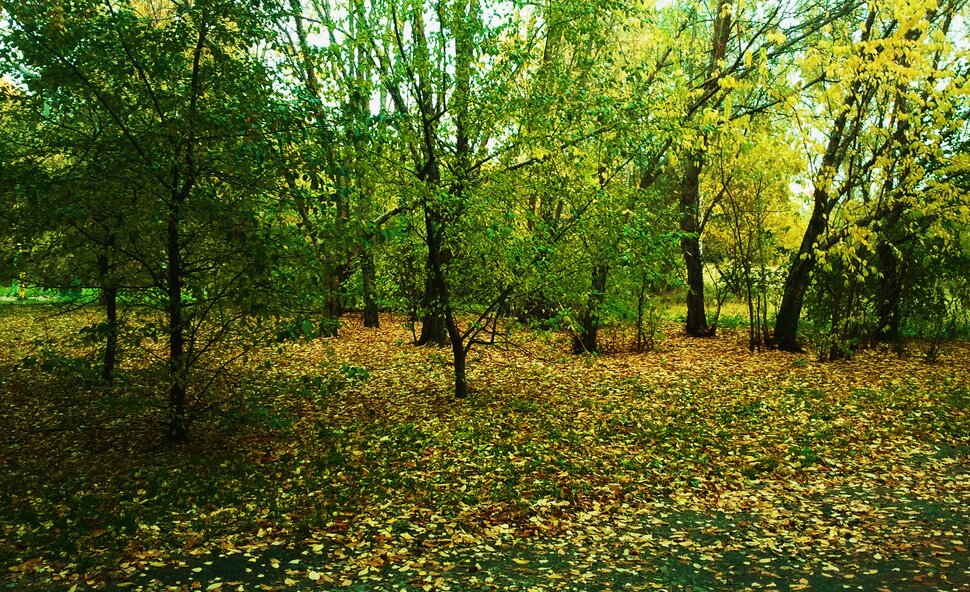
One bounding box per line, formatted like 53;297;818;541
773;0;970;353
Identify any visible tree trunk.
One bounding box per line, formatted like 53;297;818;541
423;192;465;396
361;251;379;328
682;234;708;336
408;0;450;349
418;316;448;345
774;197;829;352
876;240;903;345
573;264;608;354
416;174;448;347
320;267;341;338
97;245;118;384
636;285;646;353
828;281;844;361
679;157;709;336
417;271;448;346
760;255;771;349
745;272;756;352
426;246;465;397
448;315;467;399
167;198;188;443
102;284;118;384
774;260;812;352
673;0;734;338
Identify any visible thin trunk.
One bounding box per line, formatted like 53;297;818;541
843;283;857;346
102;285;118;384
424;190;464;395
635;283;652;352
680;157;709;337
740;224;756;351
167;197;187;443
870;10;936;347
412;0;448;348
362;251;379;328
745;270;756;352
433;0;476;398
291;0;346;336
322;264;350;337
328;202;348;333
352;11;378;331
452;346;467;399
166;11;207;443
676;0;732;337
447;311;467;399
760;253;770;350
755;221;768;351
573;264;608;354
416;171;448;346
828;283;844;361
97;244;118;384
449;0;474;396
524;0;562;233
636;287;645;353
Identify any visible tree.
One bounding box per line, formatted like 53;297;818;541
647;0;843;337
2;0;281;440
271;0;390;336
773;0;969;352
705;122;803;351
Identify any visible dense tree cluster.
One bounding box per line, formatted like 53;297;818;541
1;0;968;439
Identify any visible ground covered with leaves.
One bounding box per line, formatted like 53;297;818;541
1;305;969;591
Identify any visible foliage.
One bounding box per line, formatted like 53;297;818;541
0;2;968;587
0;0;967;415
1;0;287;437
773;0;970;352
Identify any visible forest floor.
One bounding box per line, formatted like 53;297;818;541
1;305;969;591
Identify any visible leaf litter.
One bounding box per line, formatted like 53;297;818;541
0;306;968;590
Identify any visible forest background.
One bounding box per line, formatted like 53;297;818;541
0;0;969;590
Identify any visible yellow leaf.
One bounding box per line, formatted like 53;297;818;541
206;583;223;591
308;570;321;581
512;558;529;565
